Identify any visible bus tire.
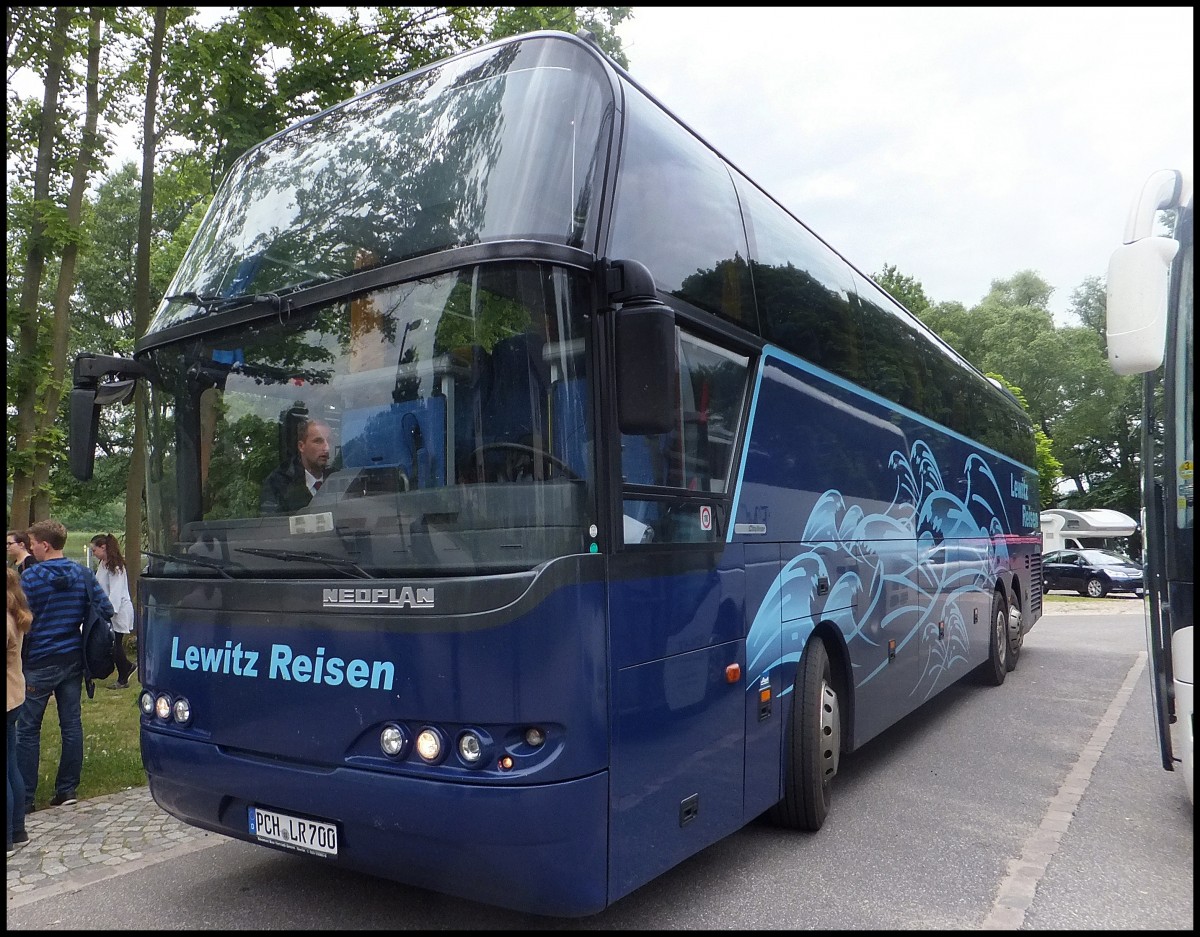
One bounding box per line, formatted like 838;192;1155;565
977;590;1008;686
1005;593;1023;673
770;638;840;831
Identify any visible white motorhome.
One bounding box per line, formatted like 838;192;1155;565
1040;508;1138;555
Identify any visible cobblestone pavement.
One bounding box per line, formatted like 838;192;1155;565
5;598;1141;908
6;786;224;908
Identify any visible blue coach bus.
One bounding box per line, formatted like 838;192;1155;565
70;30;1042;916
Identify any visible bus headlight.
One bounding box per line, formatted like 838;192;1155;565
457;731;484;765
154;694;172;720
380;723;409;757
171;697;192;725
139;691;155;716
415;727;445;763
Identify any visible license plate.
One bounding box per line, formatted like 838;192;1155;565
249;807;338;858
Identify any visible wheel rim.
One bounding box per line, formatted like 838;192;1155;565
818;679;840;781
1087;579;1103;598
1008;604;1023;652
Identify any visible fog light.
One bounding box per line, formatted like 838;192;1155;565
524;726;546;748
154;694;172;720
498;755;514;771
458;731;483;765
172;697;192;724
139;691;155;715
380;723;408;757
415;727;444;763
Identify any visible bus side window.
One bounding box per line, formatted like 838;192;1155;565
620;330;749;544
677;332;749;493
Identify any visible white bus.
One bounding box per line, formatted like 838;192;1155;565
1106;168;1194;806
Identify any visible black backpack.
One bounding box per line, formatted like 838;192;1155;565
81;575;116;698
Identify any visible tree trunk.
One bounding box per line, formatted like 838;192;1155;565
126;6;167;602
9;6;72;528
31;9;104;520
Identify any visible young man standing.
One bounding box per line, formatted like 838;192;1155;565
17;519;114;810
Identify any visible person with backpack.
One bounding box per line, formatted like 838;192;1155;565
17;519;114;810
90;533;136;689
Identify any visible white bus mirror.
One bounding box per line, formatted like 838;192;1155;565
1121;168;1182;243
1104;236;1178;375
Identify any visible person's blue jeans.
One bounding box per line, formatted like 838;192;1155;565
7;706;27;849
17;658;84;811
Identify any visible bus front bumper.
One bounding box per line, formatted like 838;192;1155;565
142;730;610;917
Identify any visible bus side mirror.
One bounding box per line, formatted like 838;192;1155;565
610;260;677;435
69;385;103;481
1105;168;1183;376
1105;236;1178;375
70;353;148;481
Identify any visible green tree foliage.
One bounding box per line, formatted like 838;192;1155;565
1068;274;1106;336
8;7;93;525
987;373;1062;508
893;266;1144;519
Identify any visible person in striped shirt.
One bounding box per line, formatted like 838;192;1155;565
17;519;114;810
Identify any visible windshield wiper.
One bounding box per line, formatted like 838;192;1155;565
142;549;241;579
166;290;291;315
168;268;351;309
235;547;374;579
286;270;351;292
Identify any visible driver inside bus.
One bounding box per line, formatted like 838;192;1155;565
259;417;335;514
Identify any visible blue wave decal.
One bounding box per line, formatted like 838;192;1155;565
747;440;1010;703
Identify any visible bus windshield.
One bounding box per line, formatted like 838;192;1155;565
152;36;612;333
144;261;594;577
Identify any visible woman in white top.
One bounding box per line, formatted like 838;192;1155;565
90;534;136;689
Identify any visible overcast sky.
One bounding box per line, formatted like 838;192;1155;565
614;6;1193;323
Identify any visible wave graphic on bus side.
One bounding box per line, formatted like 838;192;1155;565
746;439;1014;705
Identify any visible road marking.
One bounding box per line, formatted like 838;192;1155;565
981;652;1147;929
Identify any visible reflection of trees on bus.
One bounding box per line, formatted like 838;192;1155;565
204;408;277;518
160;259;578;532
680;252;1033;473
172;45;550;305
434;280;532;354
751;259;862;381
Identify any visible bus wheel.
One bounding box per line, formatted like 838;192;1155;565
1005;594;1023;673
977;590;1008;686
770;638;840;831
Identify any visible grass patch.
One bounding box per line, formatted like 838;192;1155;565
27;678;146;810
64;529;105;565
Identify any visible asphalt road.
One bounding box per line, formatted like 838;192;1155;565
7;598;1194;929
